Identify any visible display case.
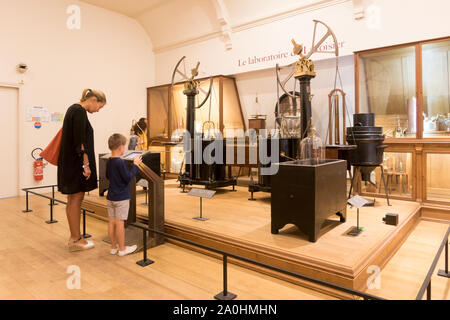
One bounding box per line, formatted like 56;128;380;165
422;40;450;138
355;36;450;140
147;75;246;141
360;151;414;200
355;37;450;218
357;45;416;138
425;152;450;203
147;75;246;174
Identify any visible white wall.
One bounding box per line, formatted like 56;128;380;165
153;0;449;142
0;0;155;192
155;0;450;82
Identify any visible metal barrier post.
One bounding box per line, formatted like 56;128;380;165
214;254;237;300
438;240;449;278
427;283;431;300
50;186;58;206
45;198;58;224
22;191;32;213
82;209;91;238
136;228;154;267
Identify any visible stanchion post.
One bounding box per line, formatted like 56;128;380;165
22;191;33;213
50;186;58;206
214;254;237;300
45;198;58;224
136;228;154;267
427;282;431;300
438;240;449;278
82;209;91;238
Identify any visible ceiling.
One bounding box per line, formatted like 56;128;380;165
81;0;170;17
80;0;344;52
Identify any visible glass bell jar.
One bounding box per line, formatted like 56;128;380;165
278;95;302;138
300;125;325;164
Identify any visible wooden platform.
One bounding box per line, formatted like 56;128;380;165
82;180;421;298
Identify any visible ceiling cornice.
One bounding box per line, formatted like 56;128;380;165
153;0;349;54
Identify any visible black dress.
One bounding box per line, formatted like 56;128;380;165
57;104;97;194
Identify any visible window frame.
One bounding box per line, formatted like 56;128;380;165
354;36;450;143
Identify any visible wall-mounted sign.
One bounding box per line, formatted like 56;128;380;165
26;106;50;122
237;41;345;68
26;106;64;123
34;122;42;129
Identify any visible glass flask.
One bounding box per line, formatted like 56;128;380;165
300;126;325;164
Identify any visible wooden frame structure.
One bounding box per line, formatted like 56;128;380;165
146;75;246;143
328;88;346;145
146;75;246;174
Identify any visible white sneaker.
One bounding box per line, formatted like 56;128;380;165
110;246;119;255
118;245;137;257
68;239;95;252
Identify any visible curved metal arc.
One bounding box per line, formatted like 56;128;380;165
276;63;297;99
196;77;213;109
171;56;187;87
306;20;339;59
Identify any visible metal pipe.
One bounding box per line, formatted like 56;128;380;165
51;186;57;206
143;230;147;261
445;241;448;274
82;210;88;238
24;190;94;213
50;199;53;221
22;191;32;213
223;254;228;296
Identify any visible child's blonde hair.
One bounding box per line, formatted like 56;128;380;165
108;133;127;151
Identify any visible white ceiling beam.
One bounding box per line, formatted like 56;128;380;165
211;0;233;50
352;0;365;20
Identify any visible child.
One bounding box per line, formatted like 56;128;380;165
106;133;142;256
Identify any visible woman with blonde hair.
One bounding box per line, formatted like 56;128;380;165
58;89;106;251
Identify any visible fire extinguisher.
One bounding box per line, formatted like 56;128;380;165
32;148;46;181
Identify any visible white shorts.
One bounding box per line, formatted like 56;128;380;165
107;200;130;221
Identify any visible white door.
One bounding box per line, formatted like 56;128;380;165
0;86;19;198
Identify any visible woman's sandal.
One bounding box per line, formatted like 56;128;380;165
68;237;95;252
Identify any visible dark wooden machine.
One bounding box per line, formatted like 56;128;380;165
248;137;300;200
174;58;236;191
269;21;348;242
271;159;347;242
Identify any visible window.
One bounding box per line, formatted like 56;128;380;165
422;40;450;138
358;46;416;138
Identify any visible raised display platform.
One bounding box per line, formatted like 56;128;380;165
82;180;421;299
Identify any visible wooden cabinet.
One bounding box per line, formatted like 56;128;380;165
355;37;450;217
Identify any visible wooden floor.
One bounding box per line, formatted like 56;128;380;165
3;188;449;299
366;219;450;300
0;196;334;300
83;181;422;295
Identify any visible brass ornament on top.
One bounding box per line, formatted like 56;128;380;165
276;19;339;140
291;39;317;79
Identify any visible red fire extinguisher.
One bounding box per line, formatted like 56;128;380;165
32;148;45;181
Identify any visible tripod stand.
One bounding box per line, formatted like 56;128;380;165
348;165;390;206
